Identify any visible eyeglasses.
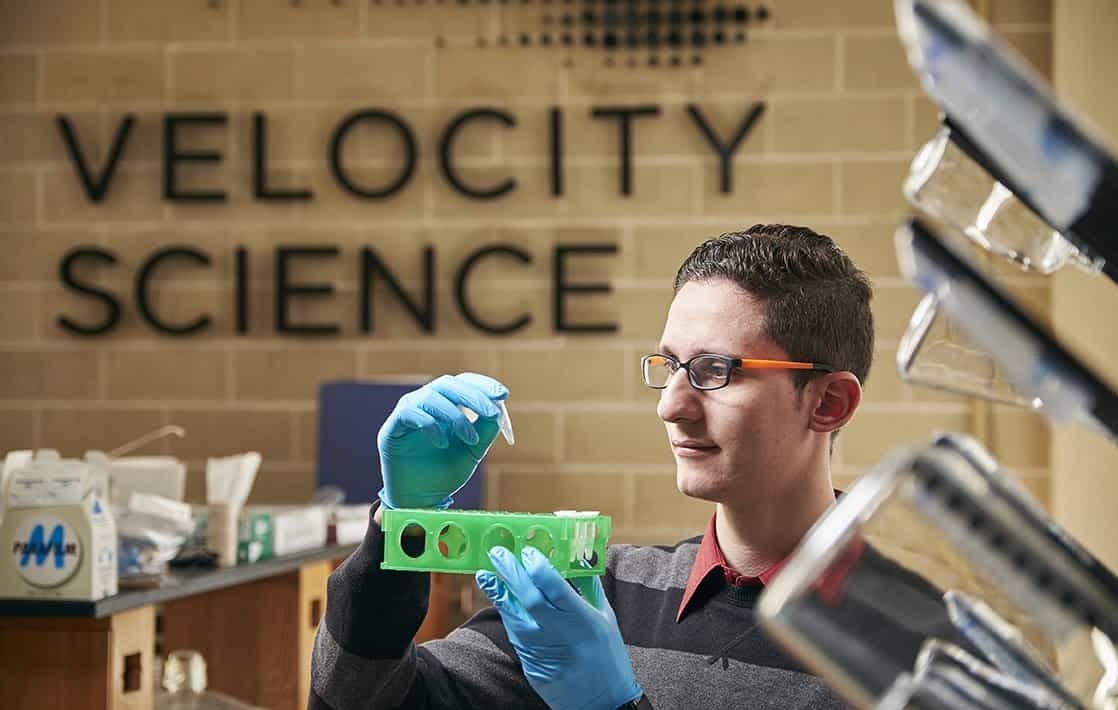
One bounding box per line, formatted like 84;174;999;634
641;353;835;391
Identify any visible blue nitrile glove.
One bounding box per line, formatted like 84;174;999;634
377;373;508;509
476;546;643;710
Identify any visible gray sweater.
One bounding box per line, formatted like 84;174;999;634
309;506;954;709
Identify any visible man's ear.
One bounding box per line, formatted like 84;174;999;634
808;372;862;434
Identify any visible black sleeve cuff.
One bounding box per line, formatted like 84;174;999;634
324;501;432;659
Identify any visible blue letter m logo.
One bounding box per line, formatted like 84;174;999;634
20;524;66;569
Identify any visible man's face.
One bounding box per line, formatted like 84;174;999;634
656;278;818;509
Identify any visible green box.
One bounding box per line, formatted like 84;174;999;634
237;509;275;564
381;508;610;578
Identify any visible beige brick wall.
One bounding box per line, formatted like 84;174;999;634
0;0;1054;545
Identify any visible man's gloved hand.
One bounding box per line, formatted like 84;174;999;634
476;546;643;710
377;373;508;509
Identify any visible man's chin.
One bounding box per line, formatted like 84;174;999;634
675;464;726;503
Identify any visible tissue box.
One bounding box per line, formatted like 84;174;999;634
237;506;327;564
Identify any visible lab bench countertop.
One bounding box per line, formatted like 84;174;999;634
0;543;358;619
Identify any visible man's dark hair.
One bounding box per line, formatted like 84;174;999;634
674;224;874;391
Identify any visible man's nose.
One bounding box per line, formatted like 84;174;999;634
657;368;701;422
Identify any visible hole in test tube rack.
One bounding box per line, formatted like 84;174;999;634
401;523;426;558
438;523;469;559
482;525;517;555
524;527;556;561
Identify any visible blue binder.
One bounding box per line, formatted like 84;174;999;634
316;380;485;509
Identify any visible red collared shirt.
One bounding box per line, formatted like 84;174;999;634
675;513;789;623
675;496;864;622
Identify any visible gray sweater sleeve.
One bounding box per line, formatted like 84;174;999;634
308;504;548;710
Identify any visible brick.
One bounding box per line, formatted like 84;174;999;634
567;163;697;218
102;230;231;288
430;284;555;339
564;410;669;464
767;0;894;29
0;232;98;282
0;408;33;453
0;111;100;164
564;285;674;341
167;409;294;462
42;165;163;223
234;348;356;401
911;96;944;151
705;161;835;217
817;222;903;279
861;352;908;404
228;107;448;168
435;226;626;282
39;408;166;457
990;406;1049;468
426;106;501;160
0;289;38;339
0;348;99;399
363;347;491;380
295;411;316;462
368;3;486;38
495;346;626;402
41;285;155;341
486;410;557;464
238;0;361;40
432;163;560;219
0;0;100;45
112;286;241;342
772;97;907;154
632;473;714;529
244;463;314;504
106;0;229;42
498;472;626;523
0;169;37;225
990;0;1052;25
504;104;766;161
565;55;702;98
303;46;429;100
872;285;925;342
44;49;164;102
435;47;560;99
704;35;837;93
840;159;910;216
0;53;36;104
1003;30;1052;79
634;226;709;281
172;47;295;102
253;283;360;338
121;110;232;169
494;3;548;36
842;410;971;466
843;34;918;90
165;169;304;223
301;165;426;220
103;348;227;400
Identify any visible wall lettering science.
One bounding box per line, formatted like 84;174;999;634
53;102;765;338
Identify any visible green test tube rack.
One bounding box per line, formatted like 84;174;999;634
381;508;611;579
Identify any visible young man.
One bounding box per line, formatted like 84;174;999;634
310;225;943;709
